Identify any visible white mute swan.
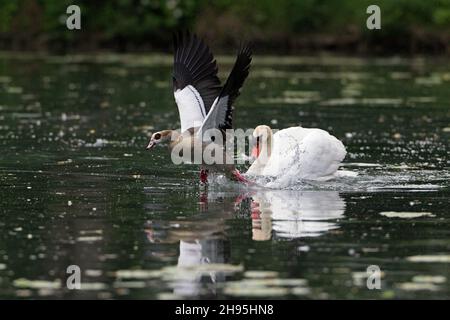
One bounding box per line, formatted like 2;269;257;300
247;125;346;184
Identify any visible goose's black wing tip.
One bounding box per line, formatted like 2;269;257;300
221;42;253;100
216;42;253;131
172;30;221;113
238;41;253;57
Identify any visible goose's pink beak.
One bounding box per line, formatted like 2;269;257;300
146;140;156;150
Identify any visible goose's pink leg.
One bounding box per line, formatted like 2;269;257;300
231;169;254;185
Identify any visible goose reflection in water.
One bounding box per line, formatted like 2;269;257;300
144;192;236;298
143;190;345;297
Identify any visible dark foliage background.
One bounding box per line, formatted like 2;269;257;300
1;0;450;54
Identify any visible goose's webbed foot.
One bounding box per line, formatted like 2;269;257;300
231;169;254;185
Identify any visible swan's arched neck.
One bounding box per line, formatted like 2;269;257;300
247;127;273;175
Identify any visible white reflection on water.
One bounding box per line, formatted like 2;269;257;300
250;190;345;240
173;239;228;297
145;190;346;298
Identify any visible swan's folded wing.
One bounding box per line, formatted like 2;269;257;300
197;45;252;142
173;31;221;132
297;129;346;179
263;128;346;182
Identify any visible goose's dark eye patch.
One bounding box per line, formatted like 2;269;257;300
154;133;161;140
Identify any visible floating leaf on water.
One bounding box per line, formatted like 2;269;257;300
406;97;436;104
133;125;154;132
226;278;307;288
291;287;311;295
415;75;442;86
114;269;162;279
282;90;321;99
57;159;73;165
76;236;103;242
224;286;289;297
361;247;380;253
273;279;308;287
79;229;103;235
344;162;382;168
161;264;244;281
257;97;313;105
113;281;147;289
85;269;102;277
6;86;23;94
320;98;358;106
371;184;441;191
406;255;450;263
0;263;6;270
388;164;417;169
379;211;434;219
412;275;446;284
362;98;403;106
13;278;61;289
80;282;107;290
396;282;440;291
320;98;403;107
157;292;182;300
244;271;279;279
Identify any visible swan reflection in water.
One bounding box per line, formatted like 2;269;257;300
144;190;345;297
250;190;346;241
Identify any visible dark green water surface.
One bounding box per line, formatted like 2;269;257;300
0;54;449;299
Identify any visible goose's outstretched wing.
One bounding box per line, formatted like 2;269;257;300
197;45;252;142
173;31;221;133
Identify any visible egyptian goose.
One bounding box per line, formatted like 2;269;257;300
146;32;252;184
247;125;346;186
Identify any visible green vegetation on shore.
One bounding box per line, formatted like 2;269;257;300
1;0;449;54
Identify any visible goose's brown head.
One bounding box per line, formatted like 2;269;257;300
146;130;172;150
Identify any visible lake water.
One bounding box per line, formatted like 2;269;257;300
0;54;449;299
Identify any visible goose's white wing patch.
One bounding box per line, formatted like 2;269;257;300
174;85;207;133
196;96;228;142
196;45;252;142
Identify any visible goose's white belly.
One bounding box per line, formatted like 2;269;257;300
250;127;346;182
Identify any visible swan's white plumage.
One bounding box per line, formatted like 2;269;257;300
247;126;346;186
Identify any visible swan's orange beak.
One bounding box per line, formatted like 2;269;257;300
251;138;260;158
251;146;260;158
